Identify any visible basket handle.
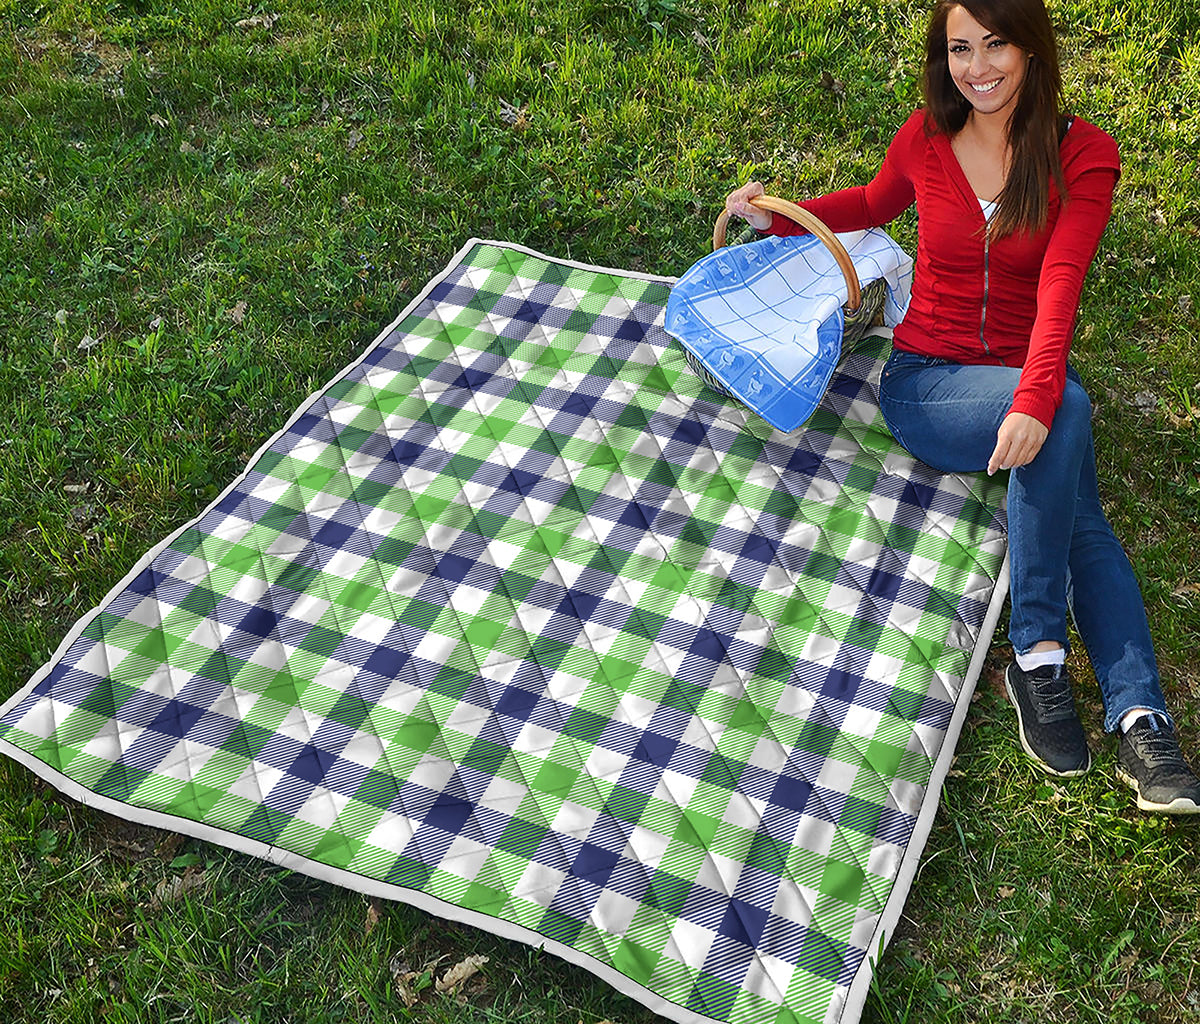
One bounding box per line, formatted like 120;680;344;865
713;195;862;313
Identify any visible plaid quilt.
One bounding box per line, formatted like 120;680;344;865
0;241;1008;1024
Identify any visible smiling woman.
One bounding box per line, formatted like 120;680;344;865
725;0;1200;815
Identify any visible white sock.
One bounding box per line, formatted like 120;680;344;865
1120;709;1164;733
1016;648;1066;673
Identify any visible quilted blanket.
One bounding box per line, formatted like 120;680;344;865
0;240;1008;1024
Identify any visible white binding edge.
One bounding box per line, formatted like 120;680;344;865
838;548;1011;1023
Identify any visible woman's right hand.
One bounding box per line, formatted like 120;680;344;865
725;181;773;232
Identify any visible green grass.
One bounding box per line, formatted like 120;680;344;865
2;0;1199;1021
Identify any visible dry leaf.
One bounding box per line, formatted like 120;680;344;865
818;71;845;96
347;129;364;151
997;886;1016;899
236;12;279;30
78;333;100;350
227;300;248;324
179;140;196;154
436;953;488;993
388;953;422;1008
364;897;382;935
1132;390;1157;412
148;316;164;331
63;483;88;494
152;868;208;907
498;98;528;128
150;113;168;128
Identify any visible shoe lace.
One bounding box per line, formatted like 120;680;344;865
1030;671;1075;718
1134;727;1186;769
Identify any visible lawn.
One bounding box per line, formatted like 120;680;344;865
1;0;1198;1021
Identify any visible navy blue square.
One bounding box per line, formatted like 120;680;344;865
238;606;280;639
689;628;730;662
739;533;777;565
901;479;937;512
672;419;706;448
865;567;903;601
425;793;473;835
821;668;860;702
786;449;822;476
572;842;621;886
433;552;474;581
494;686;539;721
212;488;251;517
312;519;355;549
499;468;541;496
613;318;647;342
632;731;677;767
148;701;206;740
719;898;770;948
558;590;602;620
289;744;335;785
769;776;812;812
562;392;600;418
128;566;170;596
390;439;427;464
453;367;494;390
362;644;410;679
512;298;551;323
618;502;654;529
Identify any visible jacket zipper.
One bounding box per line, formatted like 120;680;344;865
979;228;992;358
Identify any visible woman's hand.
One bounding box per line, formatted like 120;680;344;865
987;412;1049;475
725;181;773;232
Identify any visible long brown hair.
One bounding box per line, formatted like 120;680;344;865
923;0;1068;238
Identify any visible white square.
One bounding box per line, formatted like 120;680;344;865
663;916;717;971
651;768;699;810
721;791;766;832
583;744;629;785
479;774;530;817
408;755;456;794
511;860;567;909
440;834;493;883
274;706;327;745
366;810;416;852
741;950;795;1005
293;785;352;829
694;849;743;898
512;720;559;759
589;888;641;938
550;799;602;842
623;824;671;872
81;718;144;763
229;761;284;805
157;737;218;782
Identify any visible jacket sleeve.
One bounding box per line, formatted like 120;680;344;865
1008;133;1121;427
766;111;921;236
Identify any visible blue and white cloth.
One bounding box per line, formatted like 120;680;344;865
665;229;914;432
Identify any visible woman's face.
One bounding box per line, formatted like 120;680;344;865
945;5;1029;120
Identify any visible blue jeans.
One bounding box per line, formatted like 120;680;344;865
878;349;1168;732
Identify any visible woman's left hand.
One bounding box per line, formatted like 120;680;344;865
987;412;1049;475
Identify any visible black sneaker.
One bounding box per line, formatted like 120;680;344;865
1004;662;1092;777
1116;716;1200;815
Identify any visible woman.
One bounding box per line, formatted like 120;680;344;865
725;0;1199;813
